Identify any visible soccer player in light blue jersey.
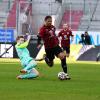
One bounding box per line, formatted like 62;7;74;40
15;35;39;79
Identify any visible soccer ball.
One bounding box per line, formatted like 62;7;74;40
58;72;66;80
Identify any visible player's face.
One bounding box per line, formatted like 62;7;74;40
45;18;52;26
85;32;88;36
19;38;25;44
63;24;68;30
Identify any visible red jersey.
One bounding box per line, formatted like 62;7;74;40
58;29;73;47
39;25;59;48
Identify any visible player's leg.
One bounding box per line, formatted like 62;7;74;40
62;47;71;79
20;60;37;73
17;68;39;79
60;58;70;80
61;57;71;80
44;48;54;67
54;46;70;80
63;46;70;57
63;50;69;57
54;46;67;73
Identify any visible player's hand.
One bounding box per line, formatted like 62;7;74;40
28;35;31;40
71;38;73;42
71;37;74;41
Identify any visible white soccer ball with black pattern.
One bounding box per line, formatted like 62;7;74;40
58;72;66;80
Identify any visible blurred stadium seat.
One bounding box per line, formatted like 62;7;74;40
60;10;83;31
0;0;100;33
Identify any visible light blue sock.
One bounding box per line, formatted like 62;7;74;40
19;69;38;79
19;73;38;79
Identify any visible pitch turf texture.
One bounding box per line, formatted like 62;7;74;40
0;61;100;100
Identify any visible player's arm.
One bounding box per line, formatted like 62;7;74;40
37;34;42;44
37;34;43;49
71;35;74;41
37;28;44;49
70;30;74;41
57;30;62;43
57;30;62;37
16;35;31;48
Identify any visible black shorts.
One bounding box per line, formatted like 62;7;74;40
45;45;63;61
62;46;70;54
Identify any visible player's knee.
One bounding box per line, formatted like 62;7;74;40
66;53;69;57
58;52;66;60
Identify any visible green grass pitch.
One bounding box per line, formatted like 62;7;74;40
0;61;100;100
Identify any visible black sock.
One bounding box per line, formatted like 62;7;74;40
61;58;67;73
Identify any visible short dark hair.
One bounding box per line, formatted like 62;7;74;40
16;36;24;41
85;31;88;33
44;16;52;21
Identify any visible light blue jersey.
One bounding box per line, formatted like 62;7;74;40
15;41;33;67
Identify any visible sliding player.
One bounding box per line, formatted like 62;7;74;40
15;35;39;79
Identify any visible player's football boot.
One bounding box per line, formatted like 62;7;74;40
65;74;71;80
43;54;54;67
16;75;22;79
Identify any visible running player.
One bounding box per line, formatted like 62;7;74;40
58;24;74;77
37;16;70;80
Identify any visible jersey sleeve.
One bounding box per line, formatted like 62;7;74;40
39;27;45;38
16;41;29;48
58;30;62;37
70;30;74;37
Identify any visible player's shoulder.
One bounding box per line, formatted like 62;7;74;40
59;29;64;33
68;28;72;32
39;25;46;33
15;43;19;48
40;25;45;29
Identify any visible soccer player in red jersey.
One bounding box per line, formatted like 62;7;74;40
37;16;70;79
58;24;74;57
58;24;74;76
